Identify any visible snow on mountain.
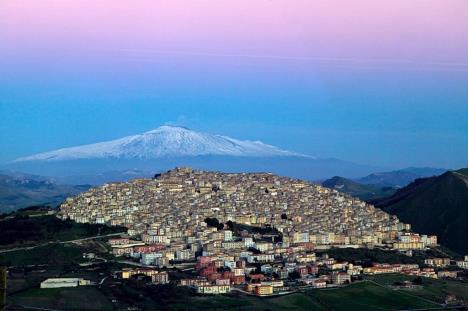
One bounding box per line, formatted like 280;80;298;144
14;126;306;162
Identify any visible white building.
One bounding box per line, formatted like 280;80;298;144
196;285;231;294
40;278;91;289
141;252;162;265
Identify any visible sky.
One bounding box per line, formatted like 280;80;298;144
1;0;467;169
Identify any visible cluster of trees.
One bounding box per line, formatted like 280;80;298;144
321;248;423;267
204;217;224;230
203;218;284;243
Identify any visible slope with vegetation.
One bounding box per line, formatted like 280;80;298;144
374;169;468;255
0;207;125;249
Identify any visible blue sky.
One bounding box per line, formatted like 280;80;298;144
1;0;468;169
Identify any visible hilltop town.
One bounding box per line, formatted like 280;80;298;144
53;168;458;295
59;167;438;251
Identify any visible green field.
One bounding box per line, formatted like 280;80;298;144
96;287;326;311
0;214;125;249
8;287;113;310
7;277;467;310
173;293;325;311
134;281;446;311
308;281;439;311
0;244;86;267
366;273;468;304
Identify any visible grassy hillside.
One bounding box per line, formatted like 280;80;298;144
0;214;125;248
307;281;439;311
9;287;113;311
0;244;86;267
366;273;468;304
375;169;468;255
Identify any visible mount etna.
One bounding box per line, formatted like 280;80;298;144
6;125;382;184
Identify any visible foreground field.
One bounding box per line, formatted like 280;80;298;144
307;281;439;311
8;287;112;310
7;278;466;311
366;273;468;305
0;243;87;267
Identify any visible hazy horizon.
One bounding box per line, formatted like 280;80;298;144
1;0;468;169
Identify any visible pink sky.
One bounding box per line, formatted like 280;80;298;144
2;0;468;70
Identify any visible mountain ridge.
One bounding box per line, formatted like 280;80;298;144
14;125;306;162
322;176;396;201
0;171;91;213
356;167;447;187
373;169;468;255
321;167;448;201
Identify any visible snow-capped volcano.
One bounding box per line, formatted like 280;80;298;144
15;126;305;162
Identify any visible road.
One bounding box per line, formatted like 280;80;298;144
0;232;124;254
111;259;196;270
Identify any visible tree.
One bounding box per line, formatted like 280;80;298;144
412;277;423;285
247;247;261;254
289;271;301;280
204;217;224;230
204;217;220;228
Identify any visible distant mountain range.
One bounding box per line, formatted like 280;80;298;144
6;125;383;183
373;168;468;255
0;171;91;214
322;176;396;201
356;167;447;188
321;167;447;201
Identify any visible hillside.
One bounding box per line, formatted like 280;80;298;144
58;167;408;249
322;176;396;201
374;169;468;255
0;213;125;249
0;172;90;213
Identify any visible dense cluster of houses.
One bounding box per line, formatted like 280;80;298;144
58;167;449;296
59;167;436;250
456;256;468;270
115;250;468;296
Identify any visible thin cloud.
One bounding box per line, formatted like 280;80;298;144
107;48;468;71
